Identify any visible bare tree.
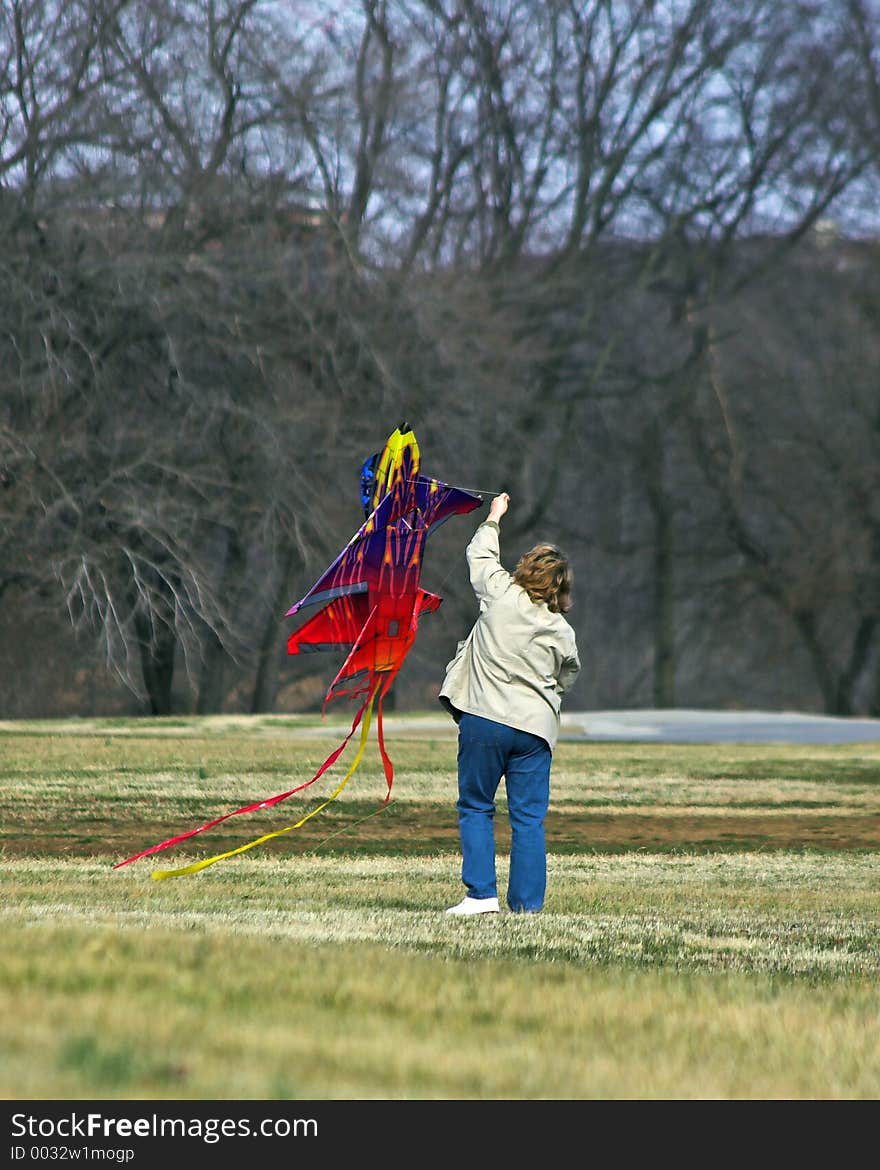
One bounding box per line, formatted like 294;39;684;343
684;236;880;714
3;0;880;720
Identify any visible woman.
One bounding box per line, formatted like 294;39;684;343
439;492;580;914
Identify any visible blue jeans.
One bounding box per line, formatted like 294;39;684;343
455;713;552;912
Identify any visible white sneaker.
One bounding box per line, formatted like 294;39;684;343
445;896;500;916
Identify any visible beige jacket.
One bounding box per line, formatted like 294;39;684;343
438;521;580;750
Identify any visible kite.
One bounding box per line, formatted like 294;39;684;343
113;423;483;879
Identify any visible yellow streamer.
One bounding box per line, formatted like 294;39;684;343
151;687;379;880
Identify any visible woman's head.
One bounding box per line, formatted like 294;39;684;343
513;543;573;614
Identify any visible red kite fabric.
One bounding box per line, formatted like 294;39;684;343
113;423;483;878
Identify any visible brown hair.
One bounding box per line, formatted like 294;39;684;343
513;543;573;614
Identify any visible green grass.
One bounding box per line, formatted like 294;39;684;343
1;713;879;1099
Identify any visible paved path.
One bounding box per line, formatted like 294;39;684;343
377;708;880;744
558;709;880;744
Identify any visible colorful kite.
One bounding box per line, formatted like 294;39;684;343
113;423;483;879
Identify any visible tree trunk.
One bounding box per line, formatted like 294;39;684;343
196;527;247;713
837;616;878;716
251;544;303;713
135;612;176;715
645;426;676;708
651;498;676;708
792;608;843;715
196;628;227;714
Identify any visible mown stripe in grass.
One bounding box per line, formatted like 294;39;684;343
3;805;879;859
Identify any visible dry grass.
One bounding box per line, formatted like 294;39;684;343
1;714;879;1099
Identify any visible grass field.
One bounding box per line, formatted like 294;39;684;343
1;713;879;1100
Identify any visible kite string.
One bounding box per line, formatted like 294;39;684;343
307;798;395;854
414;474;502;497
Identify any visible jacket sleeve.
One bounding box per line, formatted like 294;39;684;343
556;635;581;697
465;521;511;605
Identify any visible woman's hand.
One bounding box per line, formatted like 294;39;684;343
488;492;510;523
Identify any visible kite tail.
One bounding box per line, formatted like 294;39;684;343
376;673;396;803
150;677;383;881
113;684;377;872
